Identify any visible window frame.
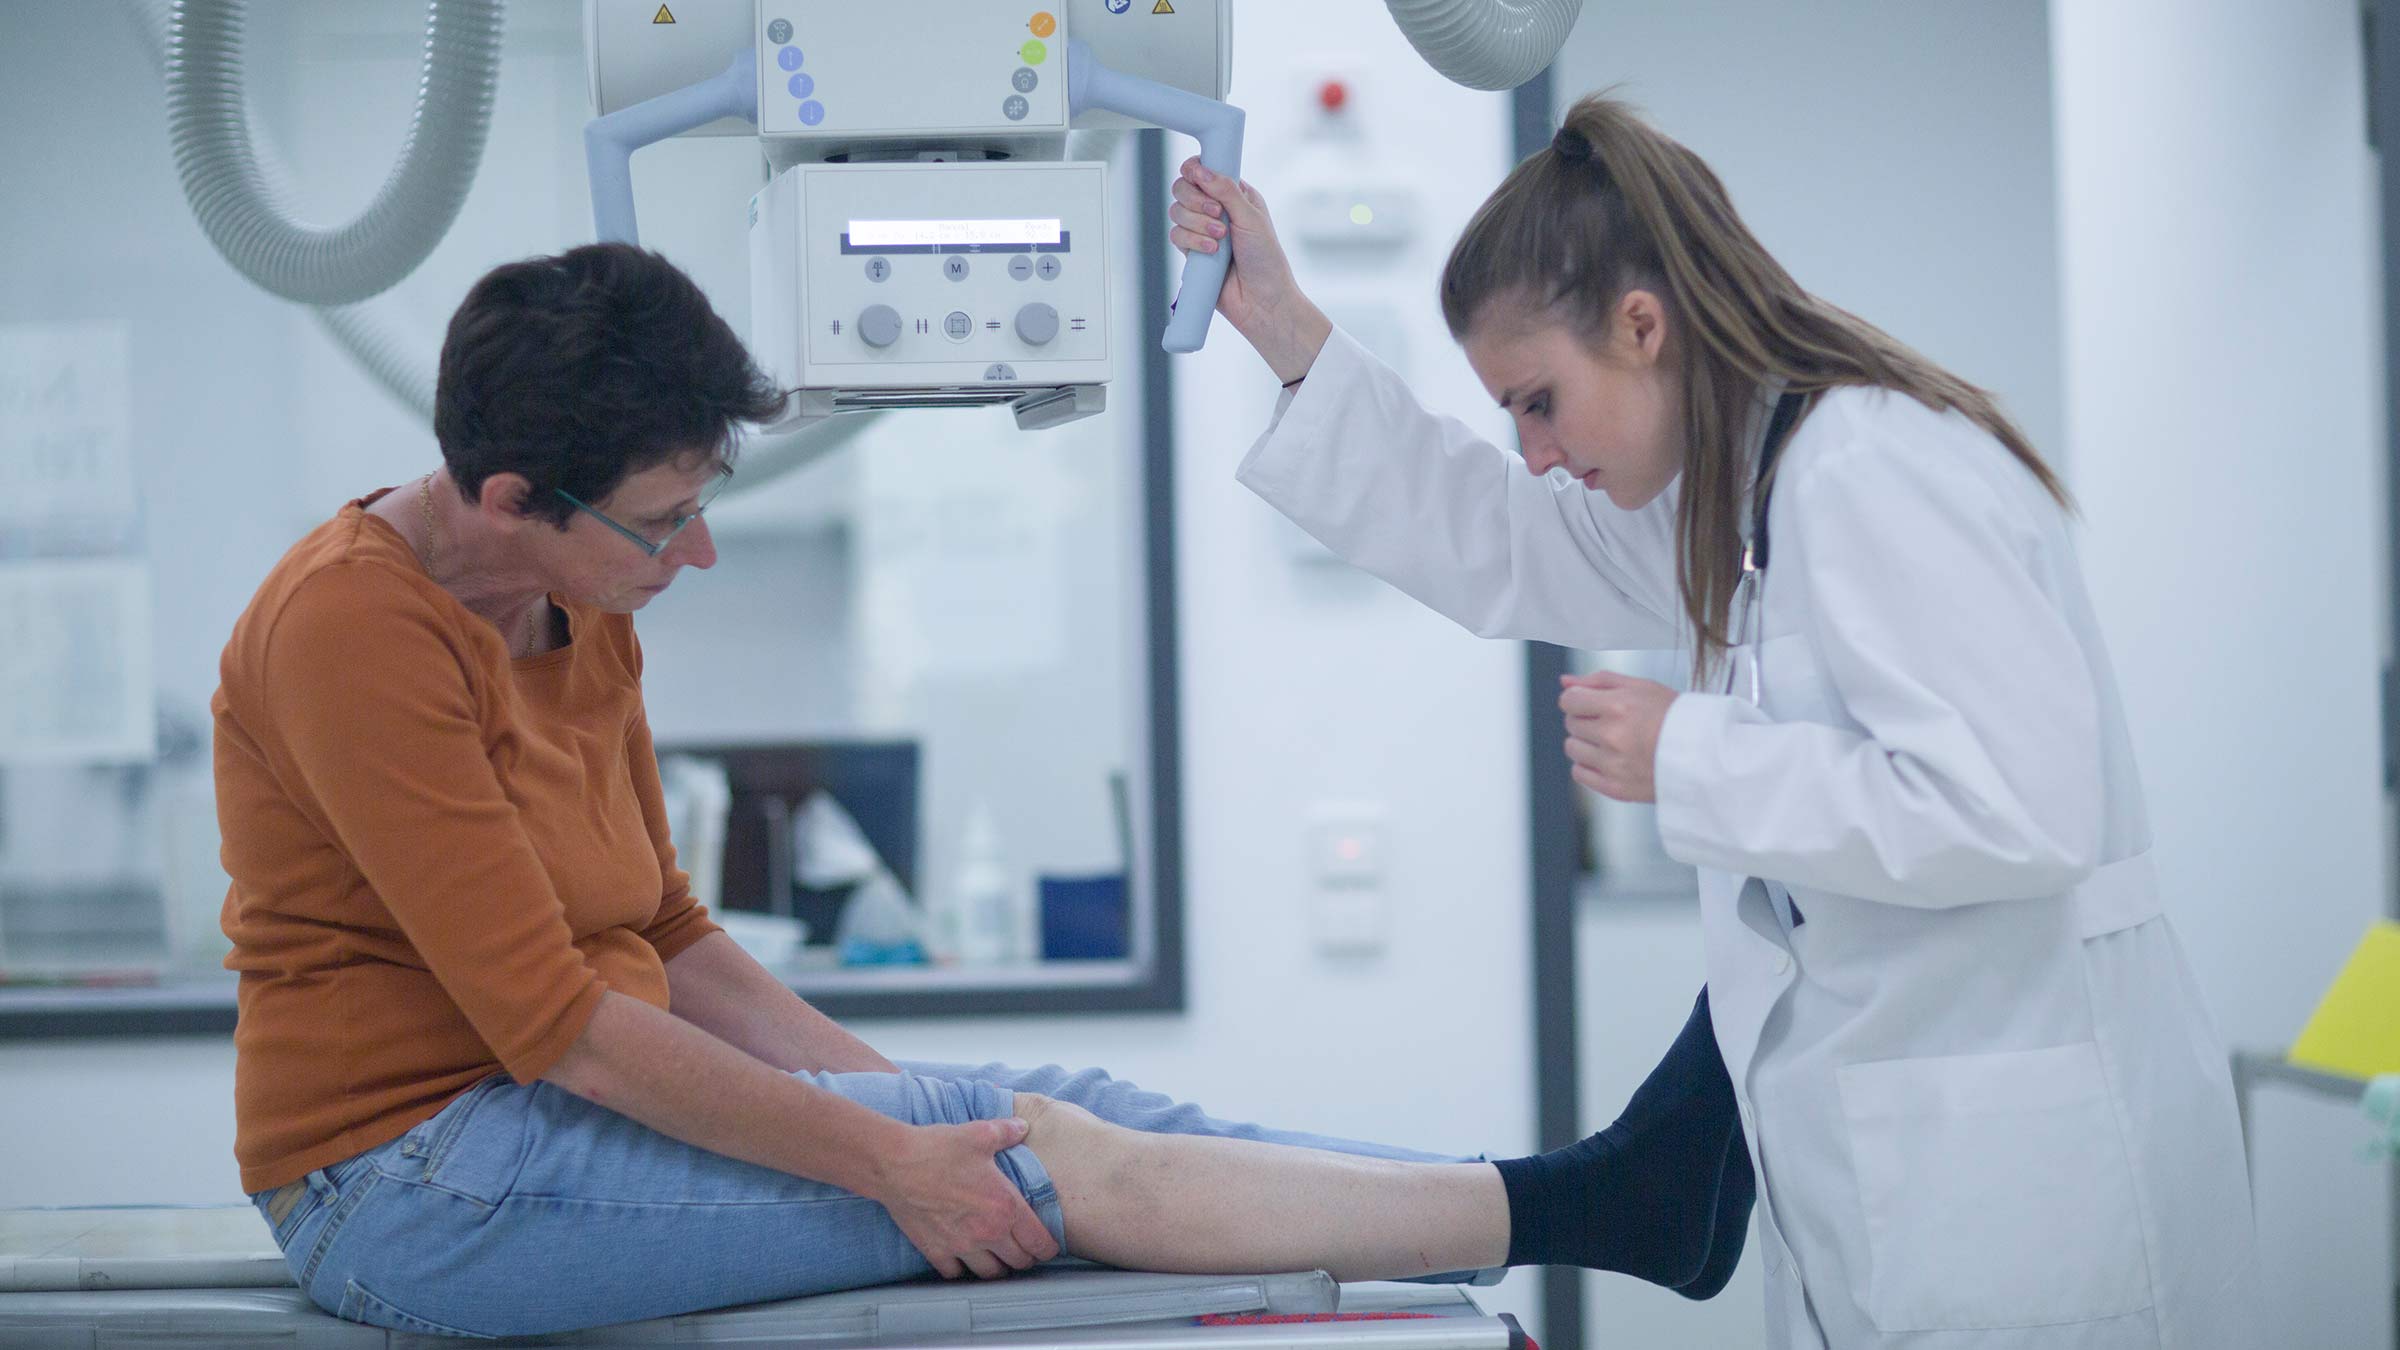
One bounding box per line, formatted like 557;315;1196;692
0;131;1189;1037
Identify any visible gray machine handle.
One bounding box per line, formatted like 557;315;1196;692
1067;38;1245;354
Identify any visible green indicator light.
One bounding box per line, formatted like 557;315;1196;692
1349;203;1375;226
1021;38;1047;64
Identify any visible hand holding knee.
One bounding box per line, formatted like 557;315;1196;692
871;1113;1060;1279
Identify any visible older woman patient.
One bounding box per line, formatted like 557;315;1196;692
212;242;1748;1338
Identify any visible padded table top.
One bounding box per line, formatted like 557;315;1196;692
0;1207;1518;1348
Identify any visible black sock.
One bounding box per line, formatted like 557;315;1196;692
1491;989;1743;1288
1673;1115;1754;1300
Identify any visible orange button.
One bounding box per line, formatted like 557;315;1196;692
1030;11;1056;37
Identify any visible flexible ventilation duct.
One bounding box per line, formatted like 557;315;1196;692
165;0;504;306
1382;0;1582;92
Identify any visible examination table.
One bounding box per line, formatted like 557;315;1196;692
0;1206;1527;1348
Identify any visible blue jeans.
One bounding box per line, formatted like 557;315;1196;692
253;1060;1458;1339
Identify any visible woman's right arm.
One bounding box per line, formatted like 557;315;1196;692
1170;161;1682;651
544;991;1058;1280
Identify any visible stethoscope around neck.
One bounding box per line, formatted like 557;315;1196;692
1722;389;1811;704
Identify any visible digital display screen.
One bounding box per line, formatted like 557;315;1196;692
847;218;1064;248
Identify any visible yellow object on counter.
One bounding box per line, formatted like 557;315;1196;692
2289;920;2400;1078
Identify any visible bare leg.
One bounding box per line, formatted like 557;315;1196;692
1014;1094;1510;1281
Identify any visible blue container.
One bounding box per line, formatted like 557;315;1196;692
1038;873;1130;960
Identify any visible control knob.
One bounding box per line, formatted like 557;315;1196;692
858;304;902;349
1014;302;1059;346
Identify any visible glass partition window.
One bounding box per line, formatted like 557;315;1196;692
634;383;1166;997
0;3;1181;1032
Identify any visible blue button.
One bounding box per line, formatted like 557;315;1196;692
766;18;791;43
1002;94;1029;121
777;46;803;71
797;100;825;126
1106;0;1131;12
787;72;814;98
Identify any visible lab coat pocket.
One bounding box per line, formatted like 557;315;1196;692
1838;1043;2152;1332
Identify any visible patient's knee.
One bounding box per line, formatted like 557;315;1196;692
1013;1091;1144;1236
1014;1092;1114;1159
1014;1091;1091;1133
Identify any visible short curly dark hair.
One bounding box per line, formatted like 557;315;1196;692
433;243;787;526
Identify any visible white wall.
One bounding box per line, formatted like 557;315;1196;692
1551;0;2068;460
2053;2;2392;1343
0;0;1544;1336
1553;4;2066;1346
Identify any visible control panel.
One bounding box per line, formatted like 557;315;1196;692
754;5;1070;139
749;159;1110;397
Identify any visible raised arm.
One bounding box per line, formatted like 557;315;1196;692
1170;158;1682;651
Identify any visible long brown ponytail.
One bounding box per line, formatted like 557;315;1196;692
1439;92;2070;682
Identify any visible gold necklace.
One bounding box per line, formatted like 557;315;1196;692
419;473;544;658
416;473;439;578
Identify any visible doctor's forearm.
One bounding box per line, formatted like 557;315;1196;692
1243;295;1333;386
664;931;897;1075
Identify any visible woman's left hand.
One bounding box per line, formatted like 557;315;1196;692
1560;672;1679;803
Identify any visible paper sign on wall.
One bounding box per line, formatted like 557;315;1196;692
0;558;156;764
0;321;138;551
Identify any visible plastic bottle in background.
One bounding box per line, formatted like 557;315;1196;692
953;803;1022;965
833;867;928;967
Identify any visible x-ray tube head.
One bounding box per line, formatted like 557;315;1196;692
585;0;1244;427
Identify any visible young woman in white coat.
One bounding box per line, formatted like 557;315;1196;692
1170;93;2262;1349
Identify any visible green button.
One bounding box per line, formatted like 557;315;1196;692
1020;38;1047;65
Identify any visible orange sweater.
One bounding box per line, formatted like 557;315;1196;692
212;493;719;1194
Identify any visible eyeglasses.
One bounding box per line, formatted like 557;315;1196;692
554;470;732;557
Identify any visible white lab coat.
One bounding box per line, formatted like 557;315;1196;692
1240;328;2262;1349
